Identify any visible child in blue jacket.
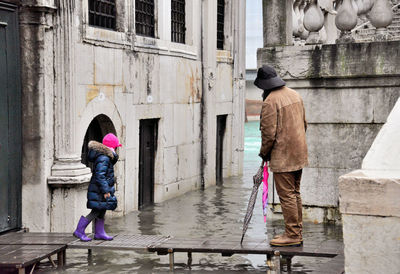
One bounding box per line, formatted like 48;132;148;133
73;133;121;241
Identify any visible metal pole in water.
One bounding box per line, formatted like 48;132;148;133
168;248;174;271
273;250;281;274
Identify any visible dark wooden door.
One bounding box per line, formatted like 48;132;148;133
139;119;158;209
0;2;22;233
216;115;227;185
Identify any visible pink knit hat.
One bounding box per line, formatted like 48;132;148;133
102;133;122;149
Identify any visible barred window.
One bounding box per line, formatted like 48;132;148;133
217;0;225;50
88;0;116;30
171;0;186;43
135;0;155;37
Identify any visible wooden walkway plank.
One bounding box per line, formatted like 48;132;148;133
0;244;66;268
0;232;76;245
68;234;171;251
148;237;342;258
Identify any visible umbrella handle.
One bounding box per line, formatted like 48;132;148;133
261;160;265;167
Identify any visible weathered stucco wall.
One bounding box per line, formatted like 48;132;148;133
257;42;400;222
19;0;246;232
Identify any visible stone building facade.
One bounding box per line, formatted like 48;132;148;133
0;0;245;233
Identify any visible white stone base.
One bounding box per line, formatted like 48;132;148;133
266;204;340;224
342;214;400;274
50;183;92;233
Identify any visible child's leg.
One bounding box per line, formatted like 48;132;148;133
97;210;106;219
85;209;102;223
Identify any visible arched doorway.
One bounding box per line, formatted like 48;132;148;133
81;114;117;169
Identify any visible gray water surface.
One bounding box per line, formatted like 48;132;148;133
41;121;342;273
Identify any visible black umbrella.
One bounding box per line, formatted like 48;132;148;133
240;161;264;244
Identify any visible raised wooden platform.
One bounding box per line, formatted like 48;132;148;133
0;232;344;273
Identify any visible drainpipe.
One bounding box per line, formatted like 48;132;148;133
200;1;205;189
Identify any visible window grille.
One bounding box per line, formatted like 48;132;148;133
171;0;186;43
88;0;116;30
135;0;155;37
217;0;225;50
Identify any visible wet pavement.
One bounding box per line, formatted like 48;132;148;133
41;121;342;273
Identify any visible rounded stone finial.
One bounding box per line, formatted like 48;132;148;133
335;0;358;31
304;0;325;32
354;0;374;15
335;0;358;43
303;0;325;44
369;0;393;29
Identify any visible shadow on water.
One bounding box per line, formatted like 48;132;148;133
39;121;342;273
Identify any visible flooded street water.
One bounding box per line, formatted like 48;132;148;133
43;121;342;273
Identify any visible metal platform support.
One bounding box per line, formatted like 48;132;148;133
187;252;192;269
283;255;293;272
168;248;174;271
267;251;281;274
57;249;66;268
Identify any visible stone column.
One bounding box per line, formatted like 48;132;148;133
200;0;217;187
262;0;293;46
20;2;56;232
48;0;91;185
47;0;91;232
231;0;246;176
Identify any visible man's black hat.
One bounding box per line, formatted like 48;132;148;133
254;65;285;90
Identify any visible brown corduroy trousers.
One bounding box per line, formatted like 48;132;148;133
273;169;303;238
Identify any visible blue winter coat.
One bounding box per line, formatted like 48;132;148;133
86;141;118;211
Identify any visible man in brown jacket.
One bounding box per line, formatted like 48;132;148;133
254;65;308;247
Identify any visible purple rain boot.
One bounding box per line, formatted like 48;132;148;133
73;216;92;242
94;218;113;241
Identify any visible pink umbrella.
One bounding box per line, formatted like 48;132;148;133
240;161;268;244
262;162;269;223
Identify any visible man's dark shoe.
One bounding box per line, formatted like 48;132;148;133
270;234;302;247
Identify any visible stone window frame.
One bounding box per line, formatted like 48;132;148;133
217;0;233;64
217;0;225;50
88;0;117;30
135;0;156;38
171;0;186;44
134;0;197;60
81;0;130;49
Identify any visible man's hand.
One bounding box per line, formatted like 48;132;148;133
259;153;270;162
104;193;111;199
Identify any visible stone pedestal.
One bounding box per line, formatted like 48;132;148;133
339;170;400;274
48;157;91;232
339;98;400;273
